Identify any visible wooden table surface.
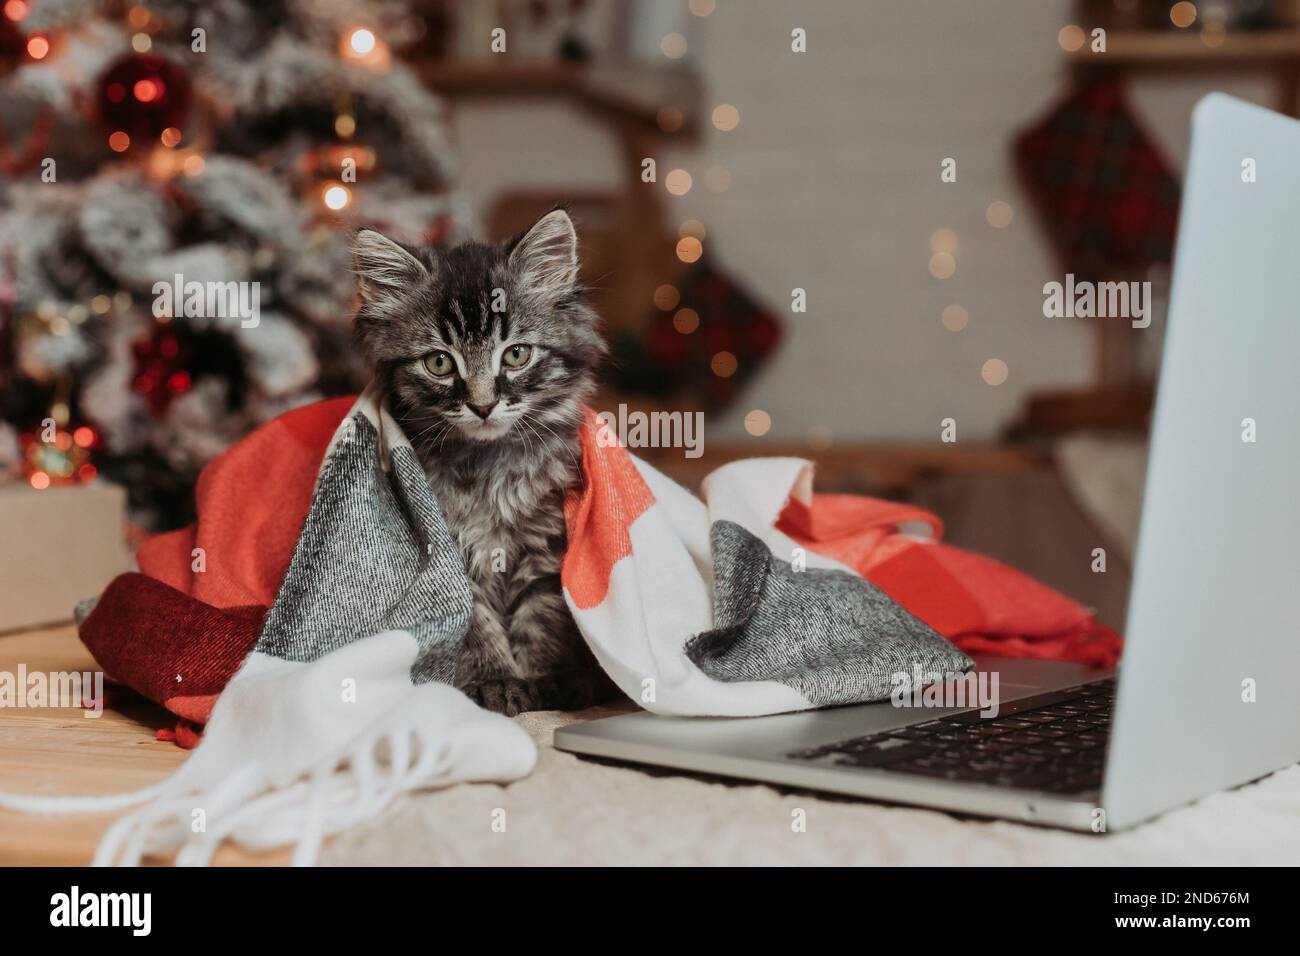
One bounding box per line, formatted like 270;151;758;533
0;625;286;866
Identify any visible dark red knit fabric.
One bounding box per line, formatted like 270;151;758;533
80;572;264;719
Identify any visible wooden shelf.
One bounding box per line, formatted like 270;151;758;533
412;60;702;132
1067;28;1300;68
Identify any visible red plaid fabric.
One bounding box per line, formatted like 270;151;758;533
1015;80;1180;280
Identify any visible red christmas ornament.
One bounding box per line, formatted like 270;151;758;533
131;325;193;414
96;53;191;145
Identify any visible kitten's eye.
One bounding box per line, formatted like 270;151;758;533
424;351;455;377
502;344;533;369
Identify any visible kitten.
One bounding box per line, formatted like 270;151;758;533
351;210;618;716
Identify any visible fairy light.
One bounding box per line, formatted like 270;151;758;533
986;200;1014;228
929;228;958;254
26;35;49;59
941;304;969;332
1057;25;1085;52
29;472;50;491
712;104;740;132
679;219;706;240
665;169;692;196
744;410;772;437
108;131;131;152
4;0;29;22
653;284;680;310
131;31;151;53
160;127;182;147
661;33;687;59
1170;2;1197;28
981;358;1009;386
929;252;956;279
323;184;351;210
127;5;151;29
676;236;703;263
335;113;356;138
349;28;376;55
656;107;683;133
134;78;160;102
711;351;738;378
673;308;699;334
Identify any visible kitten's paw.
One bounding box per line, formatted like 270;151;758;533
460;676;553;717
550;668;622;710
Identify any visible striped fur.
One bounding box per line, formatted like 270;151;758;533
352;211;614;714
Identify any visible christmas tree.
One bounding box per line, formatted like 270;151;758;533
0;0;462;527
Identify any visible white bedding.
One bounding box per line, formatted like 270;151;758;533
322;705;1300;866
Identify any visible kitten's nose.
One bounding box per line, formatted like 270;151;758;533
467;401;498;420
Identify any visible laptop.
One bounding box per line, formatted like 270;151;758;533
555;94;1300;832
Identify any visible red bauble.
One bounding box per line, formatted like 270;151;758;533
96;53;191;144
131;325;193;415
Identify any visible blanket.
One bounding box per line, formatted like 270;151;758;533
3;390;1120;864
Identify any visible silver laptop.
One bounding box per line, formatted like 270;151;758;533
556;94;1300;832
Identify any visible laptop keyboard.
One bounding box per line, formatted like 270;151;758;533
786;678;1115;795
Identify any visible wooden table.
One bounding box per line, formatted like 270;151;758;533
0;625;286;865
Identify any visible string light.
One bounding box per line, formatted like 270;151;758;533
929;228;958;254
673;308;699;334
941;304;969;332
1057;25;1085;52
929;252;956;279
744;410;772;437
661;33;687;59
665;169;692;196
341;27;390;70
986;200;1014;228
349;28;376;56
108;131;131;152
323;184;351;210
131;32;151;53
160;127;181;147
1170;2;1198;28
653;284;680;310
4;0;29;22
676;236;703;263
981;358;1009;386
134;78;161;102
712;104;740;132
656;108;683;133
26;35;49;59
335;114;356;138
711;351;738;378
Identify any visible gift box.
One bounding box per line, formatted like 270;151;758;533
0;481;131;633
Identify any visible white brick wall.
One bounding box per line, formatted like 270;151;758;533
451;0;1273;442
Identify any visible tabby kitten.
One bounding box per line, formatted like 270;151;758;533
352;210;616;716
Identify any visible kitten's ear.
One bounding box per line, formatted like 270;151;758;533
352;229;430;306
508;209;579;302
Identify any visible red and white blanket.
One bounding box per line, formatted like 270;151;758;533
1;391;1119;863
